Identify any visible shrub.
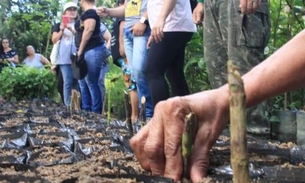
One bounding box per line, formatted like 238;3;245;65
0;66;57;101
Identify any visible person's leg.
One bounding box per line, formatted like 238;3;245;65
84;44;104;114
228;0;271;135
56;66;64;104
78;78;91;111
165;32;193;97
59;64;73;106
98;58;109;113
124;28;153;118
145;33;177;107
121;57;139;122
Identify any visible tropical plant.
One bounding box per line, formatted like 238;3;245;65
0;66;57;101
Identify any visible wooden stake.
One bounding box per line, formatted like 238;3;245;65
124;90;133;136
72;89;81;111
140;96;146;124
228;60;250;183
181;112;198;182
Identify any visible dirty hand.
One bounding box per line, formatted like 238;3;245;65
151;19;165;43
96;7;109;17
240;0;261;15
130;88;230;182
192;2;204;25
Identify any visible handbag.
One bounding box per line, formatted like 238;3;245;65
71;53;87;80
50;40;60;65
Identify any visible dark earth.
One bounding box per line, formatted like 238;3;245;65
0;99;304;183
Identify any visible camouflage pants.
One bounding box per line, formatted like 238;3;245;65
204;0;271;135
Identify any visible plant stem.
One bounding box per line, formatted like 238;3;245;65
124;90;133;136
181;112;197;182
228;60;250;183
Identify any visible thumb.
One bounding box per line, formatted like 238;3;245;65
189;146;210;182
189;126;214;182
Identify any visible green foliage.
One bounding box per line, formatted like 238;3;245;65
184;27;211;93
0;66;57;101
105;58;126;120
267;0;305;110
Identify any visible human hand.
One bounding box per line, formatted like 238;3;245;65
240;0;261;15
192;2;204;25
150;19;165;43
130;88;230;182
96;7;109;18
60;23;65;30
76;53;85;67
131;22;147;36
146;35;153;49
6;58;14;62
51;65;57;74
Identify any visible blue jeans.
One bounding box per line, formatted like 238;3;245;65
124;28;153;118
59;64;73;106
78;44;106;114
98;59;109;108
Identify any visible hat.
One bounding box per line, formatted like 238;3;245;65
63;2;78;12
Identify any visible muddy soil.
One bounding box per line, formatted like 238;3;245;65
0;99;304;183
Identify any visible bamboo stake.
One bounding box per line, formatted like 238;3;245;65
124;90;133;136
228;60;250;183
181;112;198;182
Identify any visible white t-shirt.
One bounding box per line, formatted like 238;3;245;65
147;0;197;32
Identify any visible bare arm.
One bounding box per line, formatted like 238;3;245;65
103;29;111;50
40;55;51;65
52;24;65;43
157;0;176;21
151;0;177;42
7;55;19;64
78;18;96;56
96;5;125;18
242;29;305;107
119;20;125;57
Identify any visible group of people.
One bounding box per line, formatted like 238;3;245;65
2;0;305;181
0;37;51;73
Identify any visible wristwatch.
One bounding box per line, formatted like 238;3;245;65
139;16;148;24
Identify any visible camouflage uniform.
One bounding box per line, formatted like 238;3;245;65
204;0;271;135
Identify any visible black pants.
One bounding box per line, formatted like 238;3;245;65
144;32;193;108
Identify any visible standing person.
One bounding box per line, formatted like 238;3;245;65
110;0;139;123
99;21;111;114
97;0;154;119
130;29;305;183
144;0;196;108
51;2;78;106
0;38;19;72
192;0;271;136
23;45;50;69
75;0;107;114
